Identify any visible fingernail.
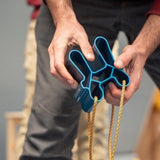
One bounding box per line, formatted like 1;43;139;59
116;60;123;68
67;80;78;89
87;53;94;59
109;83;113;89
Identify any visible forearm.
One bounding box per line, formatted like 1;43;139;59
133;14;160;59
45;0;77;26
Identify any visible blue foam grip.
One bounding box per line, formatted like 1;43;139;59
66;36;130;112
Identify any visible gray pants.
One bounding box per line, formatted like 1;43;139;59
21;3;81;159
21;0;160;160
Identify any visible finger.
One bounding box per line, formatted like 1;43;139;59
49;55;67;85
105;89;121;106
48;46;69;85
53;43;78;89
77;34;95;61
104;83;121;106
108;83;123;99
48;44;78;88
105;82;129;106
114;46;134;69
105;89;128;106
124;78;139;100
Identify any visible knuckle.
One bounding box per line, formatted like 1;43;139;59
50;69;56;75
48;45;54;55
48;42;57;54
135;83;140;90
124;94;130;102
48;46;51;54
111;88;118;96
54;62;62;71
134;80;140;91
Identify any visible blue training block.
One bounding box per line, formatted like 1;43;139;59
66;36;130;112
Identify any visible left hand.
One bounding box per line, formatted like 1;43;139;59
104;44;148;106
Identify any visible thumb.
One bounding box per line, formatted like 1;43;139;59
77;36;95;61
114;49;133;69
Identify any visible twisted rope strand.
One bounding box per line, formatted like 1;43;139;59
88;96;98;160
109;80;126;160
88;80;126;160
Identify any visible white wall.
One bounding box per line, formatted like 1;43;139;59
0;1;31;159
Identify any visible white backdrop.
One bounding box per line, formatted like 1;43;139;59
0;1;31;159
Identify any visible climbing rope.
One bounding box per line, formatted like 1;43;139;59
108;80;126;160
88;80;126;160
88;96;98;160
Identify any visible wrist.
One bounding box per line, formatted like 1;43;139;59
132;42;150;59
45;0;77;26
54;12;77;26
133;14;160;59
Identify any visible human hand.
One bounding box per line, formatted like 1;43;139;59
48;20;95;89
104;44;148;106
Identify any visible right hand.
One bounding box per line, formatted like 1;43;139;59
48;19;95;89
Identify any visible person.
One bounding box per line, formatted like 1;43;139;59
20;0;160;160
16;1;108;160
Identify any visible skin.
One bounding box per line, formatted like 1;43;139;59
46;0;95;89
105;14;160;105
46;0;160;106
